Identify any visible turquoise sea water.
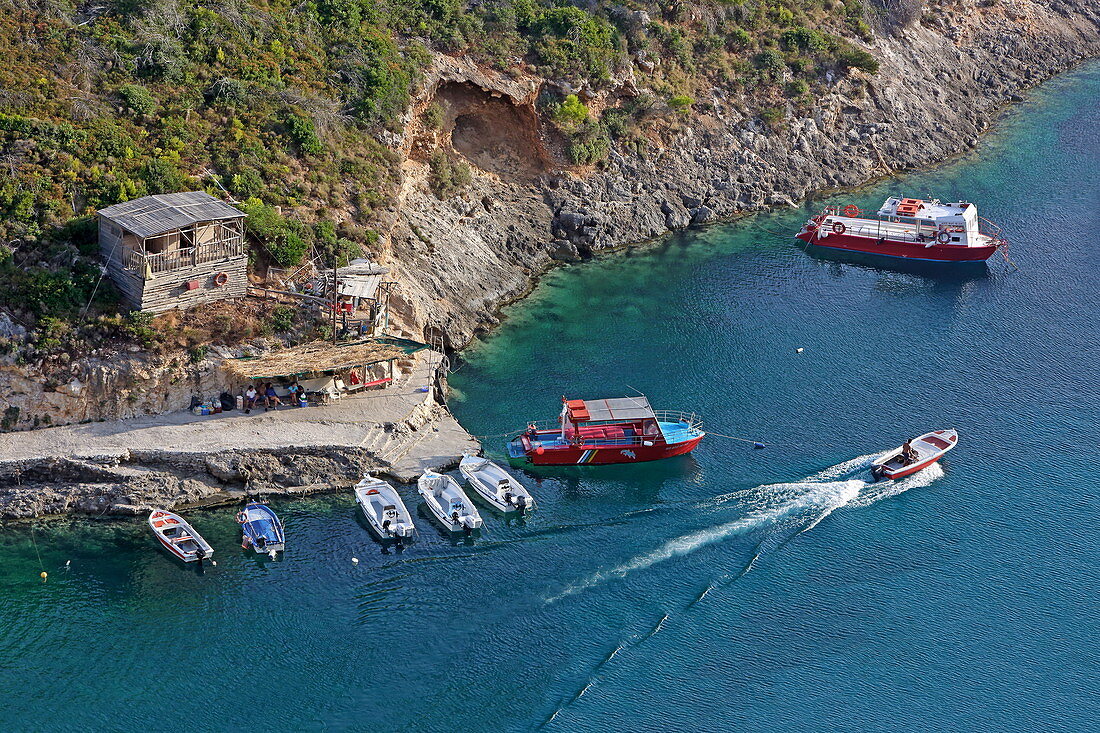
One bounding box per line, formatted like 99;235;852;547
2;63;1098;730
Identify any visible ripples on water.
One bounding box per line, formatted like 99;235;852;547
2;63;1099;731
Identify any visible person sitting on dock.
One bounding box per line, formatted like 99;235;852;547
264;382;282;411
244;385;259;414
285;381;300;407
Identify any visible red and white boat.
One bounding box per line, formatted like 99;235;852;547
148;509;214;563
871;429;958;480
796;197;1007;262
508;395;705;466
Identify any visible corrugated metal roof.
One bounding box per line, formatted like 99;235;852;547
337;274;383;300
575;396;655;422
97;191;245;238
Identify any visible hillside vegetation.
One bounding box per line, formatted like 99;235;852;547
0;0;891;348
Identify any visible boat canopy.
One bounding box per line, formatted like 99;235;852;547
566;396;655;423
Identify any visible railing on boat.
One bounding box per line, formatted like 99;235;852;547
515;410;704;447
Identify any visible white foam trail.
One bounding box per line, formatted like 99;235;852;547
547;476;864;603
847;462;944;508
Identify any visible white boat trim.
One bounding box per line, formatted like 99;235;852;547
148;509;214;563
417;470;483;533
459;454;536;514
355;475;416;540
872;429;958;479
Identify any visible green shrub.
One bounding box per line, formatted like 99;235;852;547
118;84;157;115
781;27;829;53
755;49;786;79
188;345;208;363
285;112;323;156
241;198;310;267
668;94;694;113
760;106;786;128
422;103;444;129
268;305;297;333
428;150;472;198
552;94;589;127
230;168;265;198
836;46;880;73
523;6;620;80
784;79;809;97
141;158;187;194
122;312;161;349
728;28;752;48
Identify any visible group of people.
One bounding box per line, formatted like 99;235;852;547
243;381;308;413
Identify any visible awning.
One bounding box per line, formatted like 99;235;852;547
337;274;383;300
223;338;423;380
568;396;655;422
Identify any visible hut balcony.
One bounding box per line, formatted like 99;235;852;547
121;233;246;276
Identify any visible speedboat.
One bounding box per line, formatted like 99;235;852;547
459;454;536;514
871;429;958;480
354;475;415;541
148;509;214;563
508;394;705;465
417;470;483;534
236;502;285;557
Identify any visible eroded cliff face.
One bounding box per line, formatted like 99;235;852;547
1;0;1097;431
378;0;1100;347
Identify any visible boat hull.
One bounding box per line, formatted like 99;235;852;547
515;434;703;466
876;454;942;480
872;429;958;480
354;480;416;541
797;231;997;262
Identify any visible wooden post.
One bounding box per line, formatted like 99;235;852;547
331;256;338;346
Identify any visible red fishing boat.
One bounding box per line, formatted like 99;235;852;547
795;197;1008;262
508;395;705;466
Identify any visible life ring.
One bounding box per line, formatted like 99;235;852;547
843;205;861;217
937;231;952;244
213;272;229;287
832;221;846;235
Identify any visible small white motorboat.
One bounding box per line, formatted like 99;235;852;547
871;429;958;480
417;470;483;534
354;475;415;540
459;454;536;514
148;509;214;563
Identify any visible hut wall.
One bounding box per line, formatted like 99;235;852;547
137;255;248;313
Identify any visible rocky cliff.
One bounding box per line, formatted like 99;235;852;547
1;0;1098;443
379;0;1100;347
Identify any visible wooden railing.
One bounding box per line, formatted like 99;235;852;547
122;238;245;275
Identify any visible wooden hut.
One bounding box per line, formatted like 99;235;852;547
97;191;247;312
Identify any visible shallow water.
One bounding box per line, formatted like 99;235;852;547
2;63;1099;730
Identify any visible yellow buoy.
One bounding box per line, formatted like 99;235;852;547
40;571;48;581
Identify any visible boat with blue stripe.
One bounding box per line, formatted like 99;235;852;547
508;394;705;466
237;502;285;557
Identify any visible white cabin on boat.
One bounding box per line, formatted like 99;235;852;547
875;197;981;246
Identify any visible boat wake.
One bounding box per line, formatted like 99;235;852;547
547;453;942;604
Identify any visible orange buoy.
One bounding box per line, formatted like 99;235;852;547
213;272;229;287
843;204;861;217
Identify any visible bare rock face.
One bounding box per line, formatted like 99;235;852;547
376;0;1100;353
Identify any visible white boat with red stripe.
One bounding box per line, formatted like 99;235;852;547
796;197;1008;263
871;429;958;480
148;509;214;563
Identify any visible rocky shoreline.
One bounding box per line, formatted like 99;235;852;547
1;0;1098;520
0;351;479;520
382;0;1100;349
